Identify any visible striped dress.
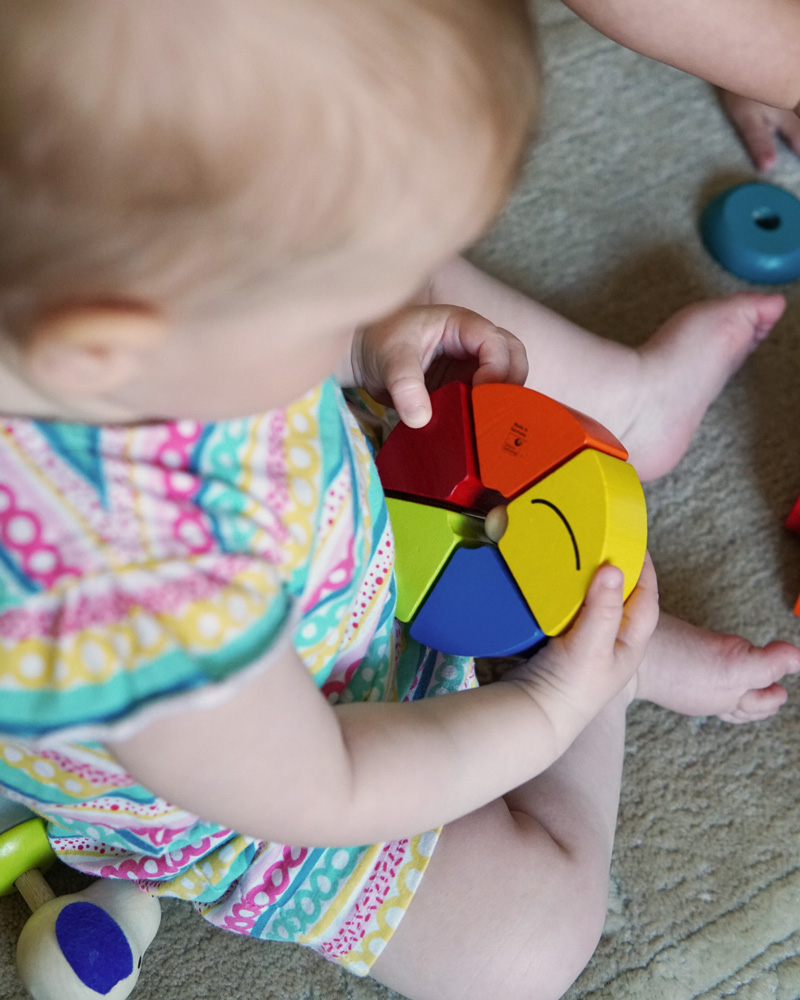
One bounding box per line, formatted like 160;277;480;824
0;377;476;973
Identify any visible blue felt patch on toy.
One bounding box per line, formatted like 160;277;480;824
55;901;133;995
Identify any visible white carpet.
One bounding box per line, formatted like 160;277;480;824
4;2;800;997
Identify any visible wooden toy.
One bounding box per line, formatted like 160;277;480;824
1;795;160;1000
498;448;646;635
386;497;485;621
701;182;800;284
409;545;545;657
378;382;647;656
375;380;502;513
784;495;800;615
472;382;628;497
786;494;800;536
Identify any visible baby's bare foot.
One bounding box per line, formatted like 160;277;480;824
633;613;800;723
619;293;785;481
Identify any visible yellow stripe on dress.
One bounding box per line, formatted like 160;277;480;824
339;830;438;972
0;565;277;691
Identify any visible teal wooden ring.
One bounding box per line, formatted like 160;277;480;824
701;182;800;284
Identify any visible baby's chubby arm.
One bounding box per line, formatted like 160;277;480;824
348;303;528;429
109;557;658;848
563;0;800;112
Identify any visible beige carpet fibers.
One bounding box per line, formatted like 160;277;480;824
4;2;800;997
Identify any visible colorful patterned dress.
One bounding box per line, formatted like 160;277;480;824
0;377;476;973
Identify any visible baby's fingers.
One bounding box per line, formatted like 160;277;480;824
718;91;778;171
454;314;529;387
561;564;627;662
383;370;432;429
776;111;800;159
616;552;659;656
561;554;658;687
718;91;800;172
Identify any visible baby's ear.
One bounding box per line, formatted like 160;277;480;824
22;303;167;399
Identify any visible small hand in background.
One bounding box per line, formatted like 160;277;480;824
718;90;800;171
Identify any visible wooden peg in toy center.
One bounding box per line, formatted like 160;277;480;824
0;796;160;1000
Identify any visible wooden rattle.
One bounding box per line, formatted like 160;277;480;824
1;795;160;1000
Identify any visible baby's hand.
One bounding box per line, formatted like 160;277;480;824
718;90;800;171
351;303;528;428
503;554;659;751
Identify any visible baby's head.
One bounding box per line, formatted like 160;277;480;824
0;0;538;421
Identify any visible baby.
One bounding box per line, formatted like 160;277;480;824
0;3;797;1000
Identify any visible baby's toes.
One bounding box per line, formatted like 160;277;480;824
760;640;800;679
719;683;788;724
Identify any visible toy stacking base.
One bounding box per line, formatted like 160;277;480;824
701;182;800;284
376;381;648;657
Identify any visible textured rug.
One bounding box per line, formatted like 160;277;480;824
4;1;800;998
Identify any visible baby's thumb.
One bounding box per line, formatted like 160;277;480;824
563;564;625;657
387;375;432;428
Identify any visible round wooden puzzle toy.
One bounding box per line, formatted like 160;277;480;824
376;381;647;657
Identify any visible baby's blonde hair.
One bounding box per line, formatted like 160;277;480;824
0;0;537;322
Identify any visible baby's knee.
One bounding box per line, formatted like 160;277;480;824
509;905;607;999
373;812;613;1000
477;872;609;1000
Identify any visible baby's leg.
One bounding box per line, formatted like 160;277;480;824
635;612;800;722
429;258;785;481
371;695;629;1000
370;616;800;1000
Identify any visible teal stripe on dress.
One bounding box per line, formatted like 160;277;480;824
0;760;159;811
268;844;365;942
0;589;292;737
250;848;326;939
34;423;106;505
195;420;256;554
0;546;39;605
